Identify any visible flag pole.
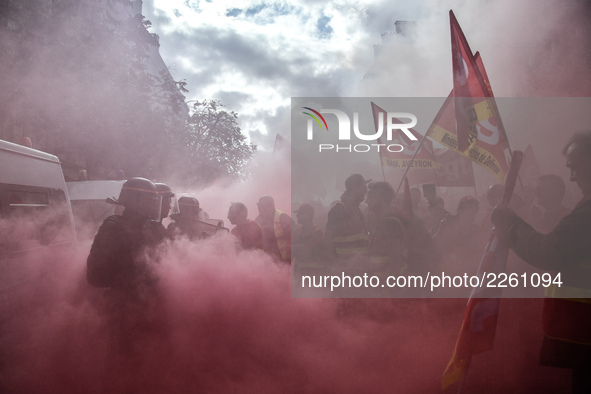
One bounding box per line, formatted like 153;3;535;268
471;162;478;199
371;102;388;183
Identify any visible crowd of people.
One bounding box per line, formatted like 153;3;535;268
85;130;591;392
85;135;586;299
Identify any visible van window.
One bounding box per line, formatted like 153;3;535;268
8;190;49;207
0;184;74;253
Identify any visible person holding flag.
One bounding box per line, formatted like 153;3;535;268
492;131;591;393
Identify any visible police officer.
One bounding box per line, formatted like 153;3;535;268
87;177;162;289
168;196;207;240
87;177;168;359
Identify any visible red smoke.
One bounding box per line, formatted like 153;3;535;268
0;229;571;393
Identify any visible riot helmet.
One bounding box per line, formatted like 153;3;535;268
155;182;174;220
111;177;161;220
178;196;201;219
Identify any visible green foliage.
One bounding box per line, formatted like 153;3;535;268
184;100;257;185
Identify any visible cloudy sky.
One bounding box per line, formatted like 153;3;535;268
142;0;591;152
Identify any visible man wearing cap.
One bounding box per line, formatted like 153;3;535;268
322;174;370;265
292;203;324;262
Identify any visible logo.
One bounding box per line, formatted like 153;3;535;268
302;107;418;153
302;107;329;131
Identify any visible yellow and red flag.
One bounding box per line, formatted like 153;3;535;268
427;41;511;182
450;10;493;153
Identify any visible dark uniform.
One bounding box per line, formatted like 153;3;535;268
167;196;209;240
86;177;165;357
87;212;156;289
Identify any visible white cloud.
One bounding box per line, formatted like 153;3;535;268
143;0;591;150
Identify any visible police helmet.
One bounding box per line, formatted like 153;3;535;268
178;196;201;217
155;183;174;198
155;183;174;220
113;177;161;220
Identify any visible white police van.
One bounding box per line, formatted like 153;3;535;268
0;139;77;321
67;179;125;239
0;139;76;251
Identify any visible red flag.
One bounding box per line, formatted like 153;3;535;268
427;51;510;183
450;10;493;153
442;150;523;391
473;51;512;168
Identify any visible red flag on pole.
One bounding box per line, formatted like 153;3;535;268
427;47;510;183
450;10;493;153
473;51;512;166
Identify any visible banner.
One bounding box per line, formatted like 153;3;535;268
371;102;438;171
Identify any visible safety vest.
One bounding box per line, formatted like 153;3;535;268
332;202;368;258
273;209;291;261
